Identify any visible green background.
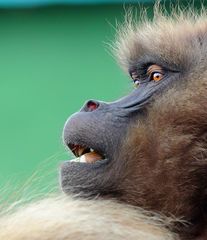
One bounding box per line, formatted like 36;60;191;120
0;5;134;199
0;1;204;199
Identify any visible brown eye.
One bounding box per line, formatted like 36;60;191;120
151;72;163;82
147;64;164;82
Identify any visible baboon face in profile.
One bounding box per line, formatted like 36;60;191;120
61;9;207;238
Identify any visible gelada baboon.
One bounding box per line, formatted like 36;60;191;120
0;6;207;240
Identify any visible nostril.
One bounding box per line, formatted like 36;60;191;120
86;100;99;112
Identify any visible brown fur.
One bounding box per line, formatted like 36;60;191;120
117;80;207;238
113;7;207;240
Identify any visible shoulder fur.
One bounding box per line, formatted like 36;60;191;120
0;196;177;240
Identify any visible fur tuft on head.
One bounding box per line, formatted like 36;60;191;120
114;4;207;73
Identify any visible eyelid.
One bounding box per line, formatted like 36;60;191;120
147;64;163;75
129;64;164;85
130;71;139;80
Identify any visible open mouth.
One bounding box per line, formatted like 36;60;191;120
68;143;105;164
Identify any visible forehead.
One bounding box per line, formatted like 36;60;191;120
114;12;207;73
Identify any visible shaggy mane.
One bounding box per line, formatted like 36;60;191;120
114;5;207;72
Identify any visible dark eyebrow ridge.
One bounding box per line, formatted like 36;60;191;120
128;55;180;76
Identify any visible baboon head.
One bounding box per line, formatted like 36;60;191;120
60;8;207;239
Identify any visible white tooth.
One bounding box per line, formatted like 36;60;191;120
80;155;86;163
70;158;80;162
90;148;94;152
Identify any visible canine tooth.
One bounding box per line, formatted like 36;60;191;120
90;148;94;152
70;158;80;162
80;155;86;163
78;147;85;156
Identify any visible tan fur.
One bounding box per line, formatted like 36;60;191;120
114;7;207;72
0;196;176;240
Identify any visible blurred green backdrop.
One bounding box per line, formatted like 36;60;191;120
0;5;134;197
0;1;204;198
